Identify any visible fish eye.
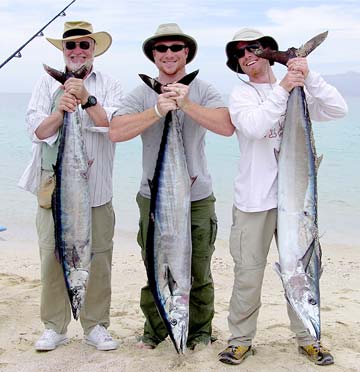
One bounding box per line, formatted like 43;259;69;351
308;297;317;305
170;319;178;326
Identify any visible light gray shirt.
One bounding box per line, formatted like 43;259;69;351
113;77;225;201
18;69;123;207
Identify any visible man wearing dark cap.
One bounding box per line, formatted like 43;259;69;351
19;21;123;351
110;23;234;350
218;27;347;366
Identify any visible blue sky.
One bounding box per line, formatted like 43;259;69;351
0;0;359;93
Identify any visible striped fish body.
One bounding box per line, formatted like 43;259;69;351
142;71;198;353
150;111;192;353
276;86;322;341
44;64;92;320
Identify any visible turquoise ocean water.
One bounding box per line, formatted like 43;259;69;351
0;93;358;247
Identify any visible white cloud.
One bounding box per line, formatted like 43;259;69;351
0;1;359;93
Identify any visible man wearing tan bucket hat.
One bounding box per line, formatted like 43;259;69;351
19;21;123;351
110;23;234;350
218;28;347;366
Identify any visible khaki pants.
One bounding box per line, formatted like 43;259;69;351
227;206;314;347
36;201;115;335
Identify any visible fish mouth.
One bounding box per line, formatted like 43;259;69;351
306;316;321;341
172;321;187;354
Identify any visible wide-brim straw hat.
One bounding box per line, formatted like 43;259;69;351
142;23;197;64
226;27;278;73
46;21;112;57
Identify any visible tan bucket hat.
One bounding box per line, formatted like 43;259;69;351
142;23;197;64
46;21;112;57
225;27;278;73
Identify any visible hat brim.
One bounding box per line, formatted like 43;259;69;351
142;34;197;64
46;31;112;57
226;36;278;73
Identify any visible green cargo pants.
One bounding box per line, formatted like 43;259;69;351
136;192;218;347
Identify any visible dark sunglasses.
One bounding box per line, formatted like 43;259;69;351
233;44;261;59
153;44;186;53
64;41;92;50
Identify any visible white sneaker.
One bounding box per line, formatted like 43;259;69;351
35;329;68;351
84;325;118;351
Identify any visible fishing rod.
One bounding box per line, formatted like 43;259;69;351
0;0;77;70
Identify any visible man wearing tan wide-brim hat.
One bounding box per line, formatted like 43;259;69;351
19;20;123;352
46;20;112;57
110;23;234;351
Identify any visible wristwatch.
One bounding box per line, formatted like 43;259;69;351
81;95;97;109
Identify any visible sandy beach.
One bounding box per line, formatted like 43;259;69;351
0;224;359;372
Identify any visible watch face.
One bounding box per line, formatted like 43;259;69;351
88;96;97;105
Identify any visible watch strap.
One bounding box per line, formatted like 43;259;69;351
81;95;97;109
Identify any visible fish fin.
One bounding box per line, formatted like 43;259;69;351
70;65;89;79
190;176;197;186
139;74;163;94
274;149;280;162
164;264;176;295
43;64;67;84
274;262;282;277
300;241;316;271
316;155;323;170
255;32;328;64
148;179;153;191
80;159;94;180
177;70;199;86
254;48;297;65
139;70;199;95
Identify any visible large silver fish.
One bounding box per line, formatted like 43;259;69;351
276;86;323;341
44;64;92;320
139;71;198;353
256;33;328;341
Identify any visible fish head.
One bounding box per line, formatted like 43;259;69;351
166;294;189;354
169;313;188;353
67;270;89;320
69;285;85;320
285;272;321;341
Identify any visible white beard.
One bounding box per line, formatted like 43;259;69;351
64;56;94;73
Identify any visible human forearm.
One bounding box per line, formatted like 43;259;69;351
83;103;109;127
305;71;348;120
109;107;161;142
34;110;63;140
181;104;234;136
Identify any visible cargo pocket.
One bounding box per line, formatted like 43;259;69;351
210;215;218;246
229;225;243;264
38;170;55;209
91;202;115;253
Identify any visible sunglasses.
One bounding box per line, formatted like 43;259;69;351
64;41;92;50
153;44;186;53
233;44;261;59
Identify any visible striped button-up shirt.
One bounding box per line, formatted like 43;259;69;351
18;69;123;207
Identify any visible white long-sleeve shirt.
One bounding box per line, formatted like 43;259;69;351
229;71;348;212
18;69;123;207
